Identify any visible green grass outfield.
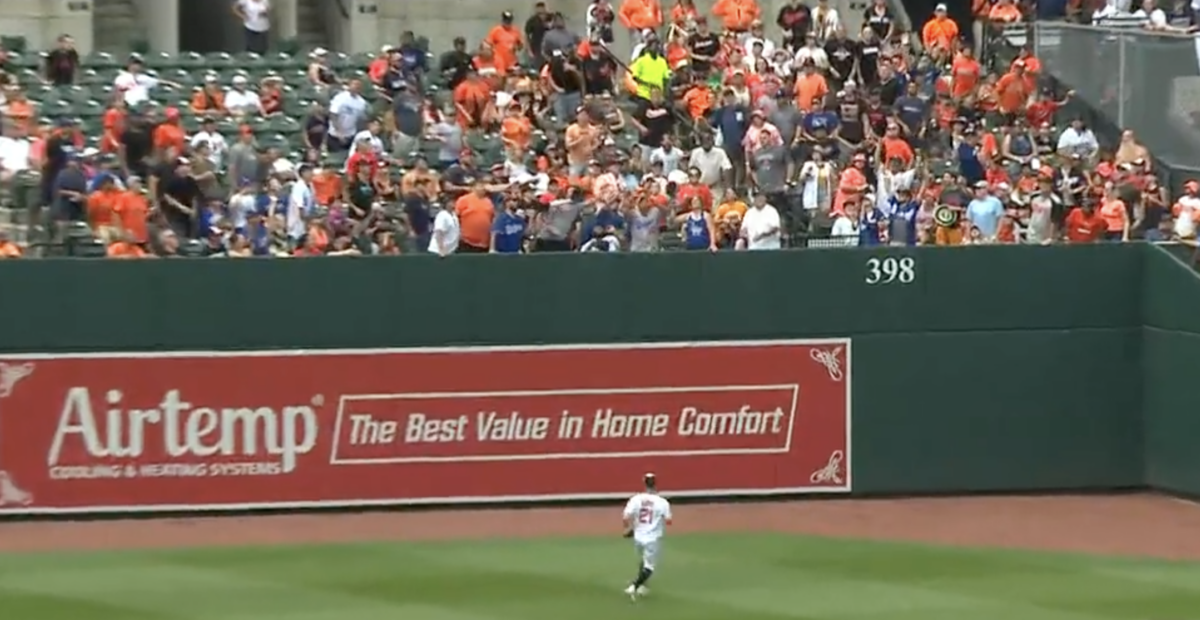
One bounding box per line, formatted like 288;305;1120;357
2;533;1199;620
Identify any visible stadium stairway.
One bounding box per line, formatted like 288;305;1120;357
296;0;328;52
93;0;141;52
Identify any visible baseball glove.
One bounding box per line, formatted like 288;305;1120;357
623;528;634;538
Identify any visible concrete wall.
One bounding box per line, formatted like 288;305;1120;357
0;0;94;53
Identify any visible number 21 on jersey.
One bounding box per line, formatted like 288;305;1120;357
637;500;654;524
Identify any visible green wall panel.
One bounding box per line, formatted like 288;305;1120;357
0;243;1190;497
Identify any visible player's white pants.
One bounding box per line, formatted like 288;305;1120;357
634;539;660;571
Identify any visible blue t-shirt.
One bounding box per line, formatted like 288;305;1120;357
581;208;626;243
491;210;527;253
803;111;839;135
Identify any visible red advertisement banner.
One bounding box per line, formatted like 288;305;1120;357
0;340;851;514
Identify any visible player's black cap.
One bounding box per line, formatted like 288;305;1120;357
644;472;657;488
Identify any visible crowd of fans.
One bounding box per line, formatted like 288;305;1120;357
0;0;1193;258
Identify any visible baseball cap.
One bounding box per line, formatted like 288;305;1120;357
935;2;947;10
644;472;657;488
502;10;514;21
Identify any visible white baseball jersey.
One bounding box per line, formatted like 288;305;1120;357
623;493;672;543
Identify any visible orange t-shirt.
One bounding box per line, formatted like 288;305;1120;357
455;193;495;249
989;3;1023;22
712;0;759;30
951;55;981;99
190;89;225;114
313;171;342;206
682;86;713;119
153;123;186;154
619;0;664;30
793;73;829;111
368;57;389;84
922;17;959;51
86;189;122;228
107;241;147;258
113;190;150;243
0;241;21;258
881;137;915;167
670;2;698;23
500;115;532;150
453;79;492;125
485;25;524;72
1100;199;1127;233
995;72;1032;114
101;108;126;153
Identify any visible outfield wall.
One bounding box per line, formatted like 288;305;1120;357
0;244;1189;514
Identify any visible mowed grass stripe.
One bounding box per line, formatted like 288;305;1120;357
0;534;1198;620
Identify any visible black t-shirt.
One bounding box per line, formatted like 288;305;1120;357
837;94;865;144
635;101;673;148
857;41;880;86
878;76;902;107
863;7;895;40
525;15;553;56
687;32;720;72
825;38;857;80
45;49;79;86
549;57;584;93
120;125;153;169
776;4;812;41
42;134;69;179
438;50;473;89
442;163;478;195
158;165;200;235
381;68;410;98
581;56;616;94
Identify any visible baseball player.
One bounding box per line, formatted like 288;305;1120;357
622;472;672;601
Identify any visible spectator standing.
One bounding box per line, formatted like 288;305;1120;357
233;0;272;55
777;0;812;50
541;13;581;58
328;81;369;152
863;0;895;41
619;0;664;43
966;181;1004;241
289;164;316;245
526;2;555;66
113;56;159;106
455;181;494;253
438;37;474;91
740;192;782;249
43;35;79;86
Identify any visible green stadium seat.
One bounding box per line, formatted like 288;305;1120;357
235;52;265;68
143;52;176;69
175;52;205;70
83;51;118;70
76;100;105;119
40;99;74;118
70;240;108;258
265;115;300;133
347;52;374;69
205;52;234;69
328;52;351;69
263;53;304;71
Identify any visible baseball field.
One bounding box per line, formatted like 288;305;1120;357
2;495;1199;620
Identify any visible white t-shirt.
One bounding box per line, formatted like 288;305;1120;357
430;209;461;254
688;147;732;187
352;130;384;155
225;89;262;115
114;71;159;106
623;492;672;543
190;131;228;166
741;204;783;250
329;91;368;139
0;137;31;172
238;0;271;32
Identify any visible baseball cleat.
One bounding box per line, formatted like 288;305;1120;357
625;584;638;600
636;586;649;596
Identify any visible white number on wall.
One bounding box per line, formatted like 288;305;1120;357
865;257;916;285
